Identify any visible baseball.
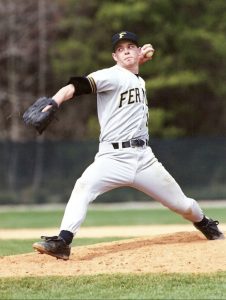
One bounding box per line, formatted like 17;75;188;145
144;50;154;58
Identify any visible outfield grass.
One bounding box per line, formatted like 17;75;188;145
1;207;226;299
0;207;226;228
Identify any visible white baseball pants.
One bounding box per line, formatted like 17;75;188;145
60;143;204;234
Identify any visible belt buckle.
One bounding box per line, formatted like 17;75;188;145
130;139;145;148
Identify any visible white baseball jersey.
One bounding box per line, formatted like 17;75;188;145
60;64;204;236
87;65;149;142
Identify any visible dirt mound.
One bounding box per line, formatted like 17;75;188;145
1;231;226;277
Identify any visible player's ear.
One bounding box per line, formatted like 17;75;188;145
112;53;118;62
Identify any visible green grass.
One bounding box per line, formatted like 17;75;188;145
0;207;226;228
0;273;226;299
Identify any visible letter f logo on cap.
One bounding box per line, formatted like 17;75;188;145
119;32;127;39
112;31;138;50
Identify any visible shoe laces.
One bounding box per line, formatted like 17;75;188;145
205;219;220;233
207;219;219;227
41;235;62;242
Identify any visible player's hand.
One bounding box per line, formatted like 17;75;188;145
139;44;155;65
42;105;52;112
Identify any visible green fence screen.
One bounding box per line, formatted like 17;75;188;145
0;137;225;204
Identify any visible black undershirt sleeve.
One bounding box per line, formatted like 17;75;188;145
67;76;92;97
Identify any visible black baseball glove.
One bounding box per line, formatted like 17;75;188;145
23;97;59;134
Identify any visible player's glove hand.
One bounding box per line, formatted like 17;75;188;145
23;97;59;134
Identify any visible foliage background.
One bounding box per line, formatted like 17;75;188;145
1;0;226;140
0;0;226;203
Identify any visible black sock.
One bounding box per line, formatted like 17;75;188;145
195;216;209;226
59;230;74;245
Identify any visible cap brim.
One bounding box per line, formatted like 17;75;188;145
112;39;139;51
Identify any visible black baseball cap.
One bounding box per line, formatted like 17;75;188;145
112;31;139;51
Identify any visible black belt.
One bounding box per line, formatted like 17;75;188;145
112;139;148;149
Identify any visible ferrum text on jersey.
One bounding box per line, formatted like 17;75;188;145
119;88;147;108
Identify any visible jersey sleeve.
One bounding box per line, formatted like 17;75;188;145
87;68;117;93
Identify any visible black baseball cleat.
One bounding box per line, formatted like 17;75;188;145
194;217;225;240
33;236;71;260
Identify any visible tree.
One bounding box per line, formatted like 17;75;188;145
0;0;59;199
1;0;226;140
51;0;226;138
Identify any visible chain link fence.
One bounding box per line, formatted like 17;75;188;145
0;137;226;205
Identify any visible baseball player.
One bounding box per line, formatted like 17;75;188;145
32;31;224;260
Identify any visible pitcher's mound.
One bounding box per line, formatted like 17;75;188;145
1;231;225;277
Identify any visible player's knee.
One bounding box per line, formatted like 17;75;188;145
71;179;98;204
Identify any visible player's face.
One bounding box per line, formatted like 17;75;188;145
112;41;140;70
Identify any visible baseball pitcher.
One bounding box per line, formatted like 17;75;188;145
24;31;224;260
